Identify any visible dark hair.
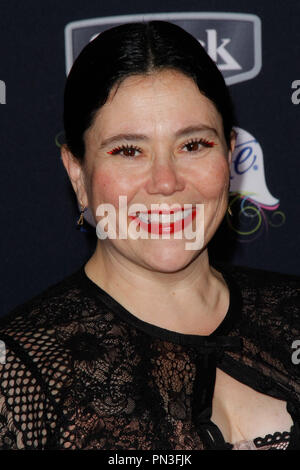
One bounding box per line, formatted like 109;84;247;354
63;21;235;161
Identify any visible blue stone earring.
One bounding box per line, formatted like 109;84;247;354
76;204;88;232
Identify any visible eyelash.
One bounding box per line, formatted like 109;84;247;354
183;138;216;151
107;138;216;158
107;144;142;158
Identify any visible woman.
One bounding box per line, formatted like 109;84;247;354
0;21;299;450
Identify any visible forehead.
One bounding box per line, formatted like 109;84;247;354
87;69;223;139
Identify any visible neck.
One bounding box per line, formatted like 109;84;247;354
84;241;228;334
86;239;213;291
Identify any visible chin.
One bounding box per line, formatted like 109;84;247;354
138;240;200;273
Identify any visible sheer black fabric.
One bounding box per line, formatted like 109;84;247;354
0;263;299;450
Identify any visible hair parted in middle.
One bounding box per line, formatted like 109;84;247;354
63;20;236;161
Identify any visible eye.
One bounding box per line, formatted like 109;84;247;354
182;138;216;152
107;144;142;158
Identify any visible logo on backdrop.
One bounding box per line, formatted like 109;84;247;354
228;127;284;240
64;12;262;85
60;13;284;239
0;79;6;104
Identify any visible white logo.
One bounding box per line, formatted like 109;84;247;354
227;127;285;239
64;12;262;86
198;29;242;72
230;127;279;209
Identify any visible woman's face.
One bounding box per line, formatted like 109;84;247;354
64;69;235;272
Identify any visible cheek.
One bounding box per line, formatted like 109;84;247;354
192;156;230;199
88;165;140;209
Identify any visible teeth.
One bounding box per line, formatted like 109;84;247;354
137;213;150;224
136;209;193;224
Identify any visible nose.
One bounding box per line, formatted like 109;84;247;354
145;159;185;196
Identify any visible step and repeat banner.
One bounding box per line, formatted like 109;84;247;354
1;1;299;315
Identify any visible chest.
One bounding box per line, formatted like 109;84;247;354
211;368;293;444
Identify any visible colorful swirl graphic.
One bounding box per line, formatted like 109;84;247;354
227;192;285;242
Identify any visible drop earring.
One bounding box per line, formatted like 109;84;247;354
76;203;88;231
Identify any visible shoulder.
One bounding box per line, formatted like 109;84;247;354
0;265;131;379
214;261;299;352
0;268;92;449
0;266;121;442
0;265;108;332
0;265;115;389
217;262;299;316
215;263;300;399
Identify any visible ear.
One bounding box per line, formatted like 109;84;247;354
227;129;237;166
60;145;88;208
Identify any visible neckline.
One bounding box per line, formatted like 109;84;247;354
76;261;242;347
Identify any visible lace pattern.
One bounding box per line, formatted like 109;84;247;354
232;431;291;450
0;263;299;450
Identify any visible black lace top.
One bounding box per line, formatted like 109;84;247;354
0;263;299;450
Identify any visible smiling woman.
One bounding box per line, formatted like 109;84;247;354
63;69;232;274
0;21;299;450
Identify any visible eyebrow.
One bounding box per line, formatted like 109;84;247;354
99;125;218;149
99;133;148;149
175;125;218;138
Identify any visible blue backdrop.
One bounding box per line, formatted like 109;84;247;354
1;0;299;316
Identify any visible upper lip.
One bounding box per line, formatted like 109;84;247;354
129;206;195;215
